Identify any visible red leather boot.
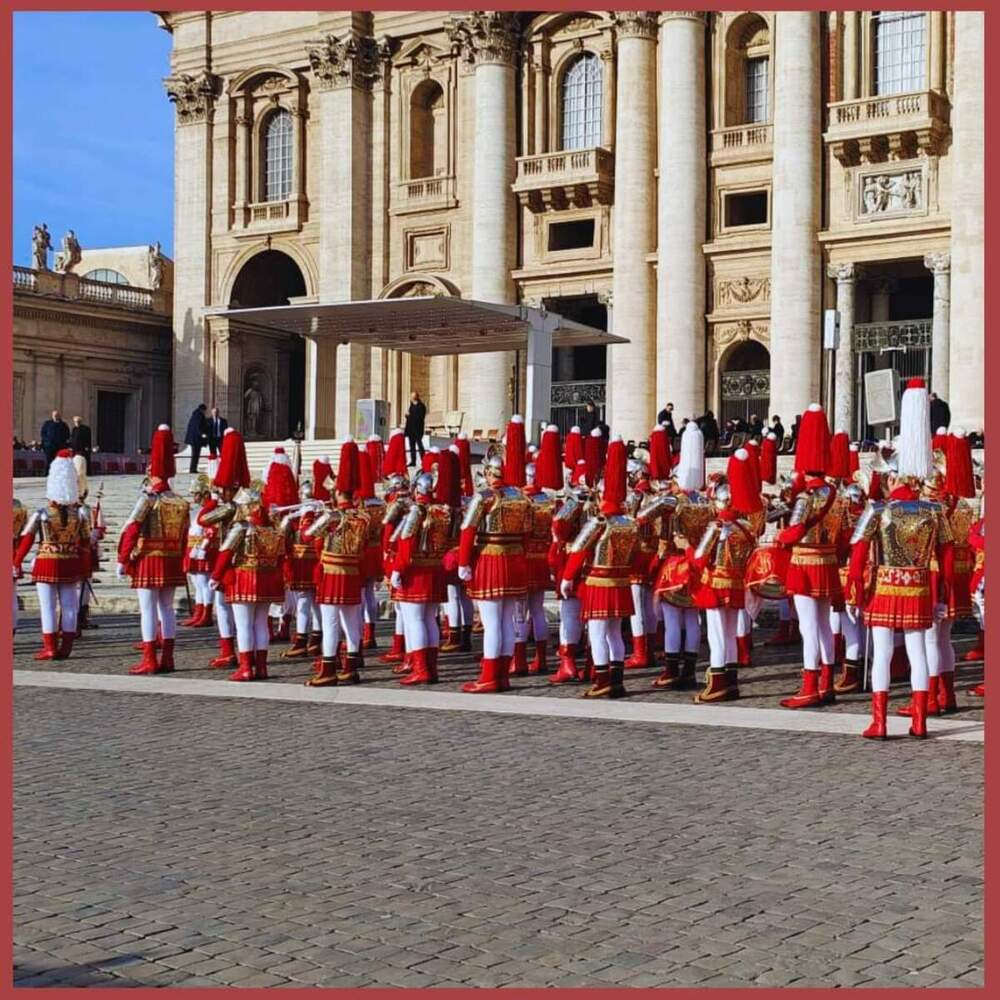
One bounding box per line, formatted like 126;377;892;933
510;642;529;676
306;656;338;687
282;633;309;659
159;638;176;673
393;651;413;675
582;667;612;698
624;635;650;670
181;604;202;627
695;667;734;703
528;640;549;674
362;622;377;650
400;648;432;686
253;648;269;681
462;658;500;693
652;654;680;689
305;631;322;657
862;691;889;739
33;633;58;661
817;664;836;704
55;631;75;659
209;637;237;668
129;641;159;675
939;671;958;713
833;658;861;694
133;626;163;652
909;690;929;738
969;683;986;697
963;628;985;662
496;655;512;691
780;669;822;709
229;652;255;682
197;603;214;628
337;651;362;684
379;633;405;664
897;676;942;717
549;644;579;684
736;634;752;668
439;624;458;652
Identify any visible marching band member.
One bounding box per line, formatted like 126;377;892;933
199;429;251;669
850;378;955;739
116;426;189;674
623;449;660;671
358;450;385;651
390;449;461;685
458;416;533;694
777;405;849;709
560;436;640;699
12;498;27;634
379;470;412;665
181;474;215;629
14;449;90;660
303;439;369;686
280;475;323;659
73;455;102;635
684;450;760;702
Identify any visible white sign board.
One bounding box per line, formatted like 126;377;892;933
823;309;841;351
865;369;900;426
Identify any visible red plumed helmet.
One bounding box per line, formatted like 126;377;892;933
584;428;604;486
421;447;440;473
503;416;527;487
600;437;627;514
760;433;778;484
213;428;251;489
453;434;473;497
570;458;588;486
312;456;333;501
727;448;763;515
945;431;976;498
794;404;831;475
534;424;563;490
564;425;583;470
827;431;851;480
849;443;861;476
648;425;672;480
382;428;407;477
263;453;298;509
366;435;384;481
743;439;762;494
436;448;461;507
357;450;376;500
335;438;360;495
149;424;176;481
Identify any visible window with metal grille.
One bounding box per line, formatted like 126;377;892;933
560;53;602;150
744;56;769;123
263;109;293;202
873;11;926;95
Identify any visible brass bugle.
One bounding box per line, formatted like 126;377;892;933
269;499;326;516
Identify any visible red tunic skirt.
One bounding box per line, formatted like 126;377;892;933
286;542;318;592
864;566;933;630
785;544;844;606
225;566;285;604
130;546;186;589
943;545;973;620
363;543;383;582
397;557;447;605
468;538;527;601
580;567;634;620
316;553;362;606
525;541;552;592
690;568;745;610
31;546;84;585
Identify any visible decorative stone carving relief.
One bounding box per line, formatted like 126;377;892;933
163;72;221;125
712;320;770;362
716;276;771;307
446;12;520;68
405;226;450;272
860;169;923;216
306;33;388;91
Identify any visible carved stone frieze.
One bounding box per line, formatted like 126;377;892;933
716;276;771;307
163;72;221;125
446;12;520;68
712;319;770;361
860;169;923;216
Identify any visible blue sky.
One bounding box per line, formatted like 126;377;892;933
13;11;174;266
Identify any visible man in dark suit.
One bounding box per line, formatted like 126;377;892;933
578;401;600;436
206;405;228;455
185;403;208;473
404;392;427;467
69;416;93;474
929;393;951;433
40;410;71;471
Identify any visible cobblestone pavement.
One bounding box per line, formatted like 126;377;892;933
12;611;987;721
15;682;983;987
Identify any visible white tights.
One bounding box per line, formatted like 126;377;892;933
399;601;440;652
189;572;211;607
924;619;955;677
629;585;657;638
829;608;866;661
137;587;177;642
661;604;701;654
514;590;548;644
445;584;475;629
705;607;738;669
793;594;835;669
559;597;583;646
477;598;520;659
291;590;321;635
587;618;625;666
36;582;80;635
214;591;235;639
362;580;378;625
232;601;270;653
320;603;363;657
871;626;928;693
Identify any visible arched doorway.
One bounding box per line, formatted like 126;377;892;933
719;340;770;428
228;250;308;438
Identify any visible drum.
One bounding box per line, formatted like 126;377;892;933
745;542;790;600
655;553;695;608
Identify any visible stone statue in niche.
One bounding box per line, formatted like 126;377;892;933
243;375;265;436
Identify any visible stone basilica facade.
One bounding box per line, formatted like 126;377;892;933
159;9;983;443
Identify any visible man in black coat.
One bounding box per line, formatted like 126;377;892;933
656;402;677;440
69;416;93;474
404;392;427;467
206;405;228;455
578;401;600;436
929;393;951;433
39;410;71;471
185;403;208;473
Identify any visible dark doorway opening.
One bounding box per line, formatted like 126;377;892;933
97;391;128;454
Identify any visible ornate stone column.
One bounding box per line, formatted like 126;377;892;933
657;11;707;422
164;67;221;431
306;30;384;437
448;12;519;431
949;12;983;429
769;12;822;421
600;49;615;150
827;263;858;434
923;252;951;400
531;41;548;154
607;11;658;441
233;109;251;221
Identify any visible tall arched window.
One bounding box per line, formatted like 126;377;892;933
410;80;446;179
560;53;602;150
724;14;771;127
263;108;293;202
744;55;769;123
872;11;927;95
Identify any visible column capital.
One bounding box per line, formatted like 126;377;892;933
827;262;860;283
658;11;707;28
446;12;520;68
163;72;221;126
924;251;951;275
610;11;660;41
306;32;388;91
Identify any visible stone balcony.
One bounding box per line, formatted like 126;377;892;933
513;147;614;213
391;175;459;216
233;196;307;233
825;90;950;166
12;265;167;314
709;123;773;165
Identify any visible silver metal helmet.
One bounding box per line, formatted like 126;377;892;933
525;462;537;485
385;472;409;494
413;470;435;497
299;479;314;501
483;454;504;479
233;485;262;509
711;482;732;511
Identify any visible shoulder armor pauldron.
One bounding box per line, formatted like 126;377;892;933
694;521;721;561
787;493;813;527
636;493;677;524
400;505;423;541
220;522;246;552
201;501;236;526
850;500;885;544
461;491;489;532
568;516;603;554
126;492;154;526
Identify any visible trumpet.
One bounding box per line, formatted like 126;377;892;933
269;499;327;517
